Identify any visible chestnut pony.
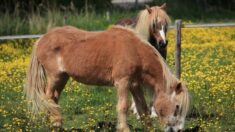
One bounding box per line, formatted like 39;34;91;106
116;3;170;59
25;26;189;132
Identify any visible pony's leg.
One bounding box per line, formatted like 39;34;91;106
147;88;158;118
130;97;140;119
53;74;69;104
150;93;158;118
45;73;68;127
129;86;152;129
115;78;130;132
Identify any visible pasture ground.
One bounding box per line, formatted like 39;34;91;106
0;27;234;131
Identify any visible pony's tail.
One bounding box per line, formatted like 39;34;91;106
25;39;59;116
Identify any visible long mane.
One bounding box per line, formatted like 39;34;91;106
135;6;171;40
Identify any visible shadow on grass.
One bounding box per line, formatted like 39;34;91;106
53;121;200;132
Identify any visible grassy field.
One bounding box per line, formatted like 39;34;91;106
0;27;234;131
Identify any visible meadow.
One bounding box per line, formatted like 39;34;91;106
0;26;234;131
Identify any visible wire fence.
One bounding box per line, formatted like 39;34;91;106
173;21;235;79
0;35;43;40
0;22;235;40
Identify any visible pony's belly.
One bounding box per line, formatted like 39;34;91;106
67;68;114;86
71;75;113;86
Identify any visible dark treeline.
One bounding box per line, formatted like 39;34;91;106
1;0;234;14
0;0;234;36
0;0;112;14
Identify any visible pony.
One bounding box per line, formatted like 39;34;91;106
116;3;171;118
116;3;171;59
25;25;190;132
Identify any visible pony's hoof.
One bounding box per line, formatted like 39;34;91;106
150;106;158;118
136;115;140;120
117;127;130;132
52;121;62;128
150;113;158;118
117;125;130;132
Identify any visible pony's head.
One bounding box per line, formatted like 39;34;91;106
155;82;190;132
136;3;170;50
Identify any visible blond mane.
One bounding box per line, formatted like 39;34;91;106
135;6;171;40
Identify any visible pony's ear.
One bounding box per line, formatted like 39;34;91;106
175;82;183;94
145;5;152;14
160;3;167;10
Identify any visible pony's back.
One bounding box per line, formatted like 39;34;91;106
36;25;164;86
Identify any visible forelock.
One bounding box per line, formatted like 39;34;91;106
149;7;170;27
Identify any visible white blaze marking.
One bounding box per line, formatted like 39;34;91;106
159;25;166;43
171;91;176;100
57;56;65;72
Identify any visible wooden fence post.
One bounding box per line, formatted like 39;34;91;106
135;0;139;10
175;20;182;79
85;0;88;17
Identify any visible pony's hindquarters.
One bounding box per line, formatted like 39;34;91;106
25;41;59;119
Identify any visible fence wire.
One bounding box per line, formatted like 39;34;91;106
0;23;235;40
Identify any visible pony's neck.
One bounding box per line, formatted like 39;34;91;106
141;57;168;94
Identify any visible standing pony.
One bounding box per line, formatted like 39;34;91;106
116;3;170;59
25;25;189;132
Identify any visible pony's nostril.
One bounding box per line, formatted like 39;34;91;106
166;40;168;45
159;41;167;48
169;127;174;132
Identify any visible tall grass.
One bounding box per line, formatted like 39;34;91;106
0;8;137;36
1;3;235;36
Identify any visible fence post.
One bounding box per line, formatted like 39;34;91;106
135;0;139;10
175;20;182;79
85;0;88;17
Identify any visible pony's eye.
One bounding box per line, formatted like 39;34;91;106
152;23;156;31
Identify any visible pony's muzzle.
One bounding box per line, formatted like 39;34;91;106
159;40;168;48
165;127;182;132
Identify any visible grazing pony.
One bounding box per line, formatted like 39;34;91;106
25;25;189;132
116;3;170;59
